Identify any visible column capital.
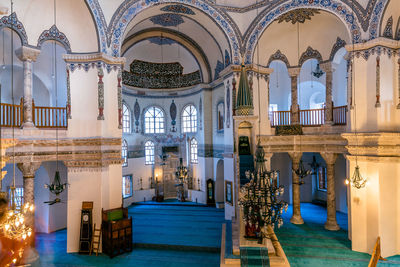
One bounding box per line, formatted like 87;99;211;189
288;152;302;164
320;153;338;165
17;162;41;178
15;46;41;62
288;67;300;77
320;62;333;73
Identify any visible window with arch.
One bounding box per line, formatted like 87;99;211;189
145;141;155;165
144;107;165;134
123;104;131;133
190;138;198;164
122;139;128;167
182;105;197;133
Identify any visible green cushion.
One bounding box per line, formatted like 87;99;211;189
107;209;123;221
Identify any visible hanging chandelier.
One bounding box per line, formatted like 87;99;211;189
345;165;366;189
312;63;324;78
239;144;288;243
294;160;312;185
44;171;67;196
175;158;189;202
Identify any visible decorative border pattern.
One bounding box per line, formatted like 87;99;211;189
85;0;108;53
382;16;393;38
67;61;121;73
267;50;290;67
97;67;105;120
299;46;323;66
37;25;71;52
66;68;72;119
369;0;389;41
244;0;365;64
329;37;346;61
396;17;400;40
354;45;399;61
199;97;202;130
170;100;177;132
134;99;140;132
0;12;28;45
106;0;240;64
375;56;380;107
226;80;230;129
117;69;123;128
214;60;224;80
160;4;195;15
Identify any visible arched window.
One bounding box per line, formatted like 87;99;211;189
182;105;197;133
145;141;155;165
190;138;198;164
144;107;165;134
123;104;131;133
122;139;128;167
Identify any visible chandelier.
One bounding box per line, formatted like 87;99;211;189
239;144;288;243
44;171;67;196
345;165;366;189
312;63;324;78
175;158;188;201
294;160;312;185
2;189;33;241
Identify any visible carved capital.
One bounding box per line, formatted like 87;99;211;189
15;46;41;62
320;153;338;165
288;67;300;77
17;162;41;178
288;152;302;164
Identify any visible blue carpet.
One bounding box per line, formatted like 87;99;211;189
34;202;223;266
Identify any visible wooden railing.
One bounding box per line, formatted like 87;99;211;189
333;105;347;125
0;99;67;128
368;237;387;267
0;99;23;127
269;111;291;127
270;106;348;127
300;108;325;126
32;101;68;128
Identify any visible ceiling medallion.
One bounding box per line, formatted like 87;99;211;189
277;9;320;24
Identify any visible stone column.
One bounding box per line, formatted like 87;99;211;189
17;161;41;263
15;46;41;129
321;62;333;125
321;153;339;231
288;68;300;125
288;152;304;224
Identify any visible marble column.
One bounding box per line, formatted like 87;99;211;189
288;68;300;125
288;152;304;224
15;46;41;129
321;62;333;125
17;161;41;263
321;153;339;231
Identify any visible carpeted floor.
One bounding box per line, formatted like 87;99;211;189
34;201;223;267
274;203;400;267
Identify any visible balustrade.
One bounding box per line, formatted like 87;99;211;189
0;98;67;128
333;105;347;125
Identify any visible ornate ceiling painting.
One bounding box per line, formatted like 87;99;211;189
85;0;390;64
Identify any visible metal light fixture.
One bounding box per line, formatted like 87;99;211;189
294;160;312;185
239;144;288;243
175;158;188;202
345;165;367;189
312;63;324;78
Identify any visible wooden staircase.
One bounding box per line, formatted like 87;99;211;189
90;223;101;256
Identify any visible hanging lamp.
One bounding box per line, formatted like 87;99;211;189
312;63;324;78
345;0;367;189
1;0;34;242
44;0;67;203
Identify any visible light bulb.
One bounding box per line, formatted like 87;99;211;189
28;231;32;236
5;224;9;230
15;221;20;227
345;179;349;185
29;205;34;211
1;65;5;70
22;234;26;240
12;259;16;263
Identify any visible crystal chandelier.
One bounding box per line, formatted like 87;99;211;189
345;165;366;189
239;144;288;243
2;190;33;241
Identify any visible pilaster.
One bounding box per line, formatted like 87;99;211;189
288;68;300;125
320;62;334;125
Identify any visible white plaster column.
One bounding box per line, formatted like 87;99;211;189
288;152;304;224
15;46;41;129
321;153;339;231
288;68;300;125
321;62;334;125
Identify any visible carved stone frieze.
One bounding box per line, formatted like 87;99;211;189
342;133;400;157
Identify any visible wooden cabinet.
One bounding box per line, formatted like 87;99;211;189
101;207;132;258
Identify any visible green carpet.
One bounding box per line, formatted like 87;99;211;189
240;247;270;267
275;203;400;267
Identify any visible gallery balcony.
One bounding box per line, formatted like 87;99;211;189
0;98;68;129
269;105;347;134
